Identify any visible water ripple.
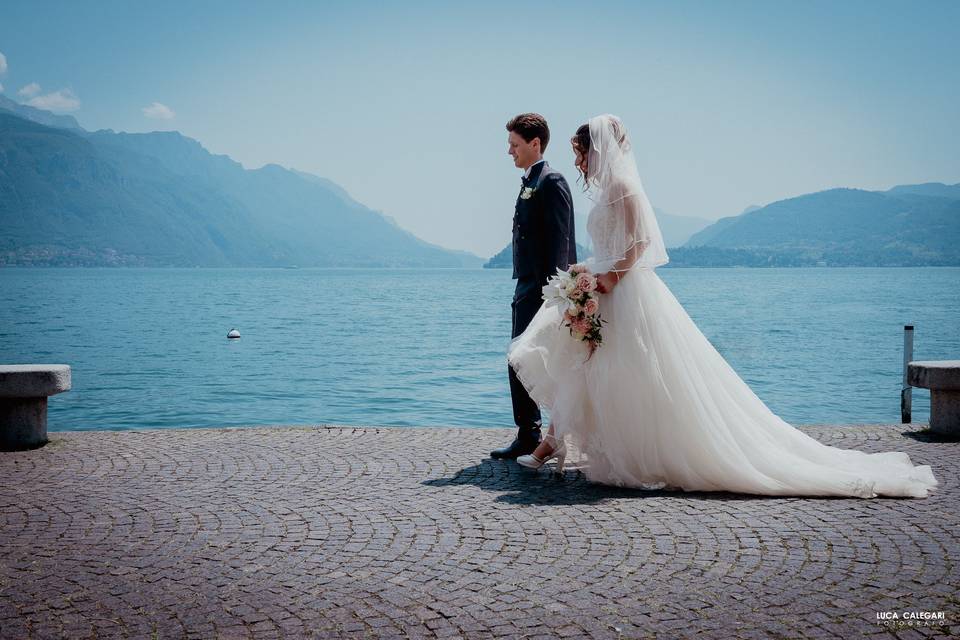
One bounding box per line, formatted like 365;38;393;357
0;266;957;431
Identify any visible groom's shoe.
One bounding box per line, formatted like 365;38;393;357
490;429;541;460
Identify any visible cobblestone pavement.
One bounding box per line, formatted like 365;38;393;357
0;424;957;639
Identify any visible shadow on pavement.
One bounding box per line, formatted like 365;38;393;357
422;457;784;506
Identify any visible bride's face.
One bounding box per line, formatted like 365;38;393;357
572;142;588;177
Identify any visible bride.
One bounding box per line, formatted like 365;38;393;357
506;114;938;498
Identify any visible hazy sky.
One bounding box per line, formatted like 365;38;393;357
1;0;958;257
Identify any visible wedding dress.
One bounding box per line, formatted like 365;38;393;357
506;114;938;498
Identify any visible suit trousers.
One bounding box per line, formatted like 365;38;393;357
509;277;543;435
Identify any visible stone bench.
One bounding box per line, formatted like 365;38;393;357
0;365;72;450
908;360;960;436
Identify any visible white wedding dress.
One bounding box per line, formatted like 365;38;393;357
507;115;938;498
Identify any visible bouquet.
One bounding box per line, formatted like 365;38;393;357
542;263;606;350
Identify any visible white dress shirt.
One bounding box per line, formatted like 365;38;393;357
524;159;545;179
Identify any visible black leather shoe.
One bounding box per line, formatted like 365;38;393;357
490;432;541;460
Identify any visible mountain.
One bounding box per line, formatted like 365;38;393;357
653;209;713;248
483;242;593;269
675;185;960;266
485;206;709;271
885;182;960;199
684;205;761;247
0;111;482;267
0;95;81;131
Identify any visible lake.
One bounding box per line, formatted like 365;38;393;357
0;267;957;431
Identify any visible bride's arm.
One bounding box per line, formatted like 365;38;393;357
596;189;647;292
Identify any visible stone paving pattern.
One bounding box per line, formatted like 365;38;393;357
0;424;957;639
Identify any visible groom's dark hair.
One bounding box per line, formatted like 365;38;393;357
506;113;550;152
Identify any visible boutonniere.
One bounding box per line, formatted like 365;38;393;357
520;186;536;200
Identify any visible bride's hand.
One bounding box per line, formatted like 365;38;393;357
595;272;618;293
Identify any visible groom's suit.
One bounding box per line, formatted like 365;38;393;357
508;160;576;442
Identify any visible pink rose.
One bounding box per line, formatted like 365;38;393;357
575;272;596;293
570;263;589;275
572;317;593;336
582;298;599;316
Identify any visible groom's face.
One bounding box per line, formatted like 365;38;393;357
508;132;541;170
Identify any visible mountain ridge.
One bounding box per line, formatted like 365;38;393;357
0;109;483;267
487;184;959;269
0;95;82;131
676;184;959;266
2;98;955;268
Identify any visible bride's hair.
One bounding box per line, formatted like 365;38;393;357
571;119;631;189
571;124;591;188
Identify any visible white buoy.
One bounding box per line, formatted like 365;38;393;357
227;328;241;339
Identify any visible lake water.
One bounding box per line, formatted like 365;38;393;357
0;267;957;431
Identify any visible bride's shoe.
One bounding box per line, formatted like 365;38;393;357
517;435;567;473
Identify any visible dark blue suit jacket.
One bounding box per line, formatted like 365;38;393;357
511;160;577;285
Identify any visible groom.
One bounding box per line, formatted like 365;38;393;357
491;113;577;460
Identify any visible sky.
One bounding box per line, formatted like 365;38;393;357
1;0;958;257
